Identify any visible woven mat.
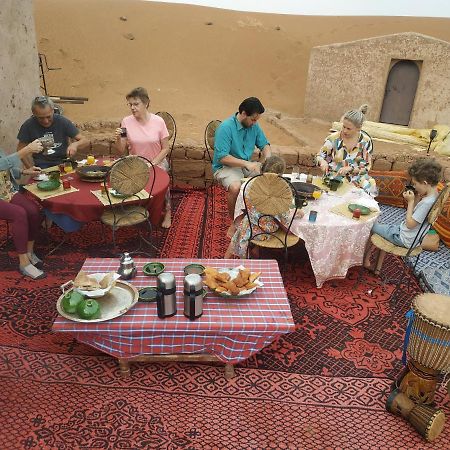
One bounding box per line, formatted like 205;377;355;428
91;189;149;206
330;202;380;222
312;177;352;195
24;183;79;200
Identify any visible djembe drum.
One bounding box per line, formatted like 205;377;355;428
396;293;450;405
386;389;446;442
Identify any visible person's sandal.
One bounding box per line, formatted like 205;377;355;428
28;253;43;267
19;264;46;280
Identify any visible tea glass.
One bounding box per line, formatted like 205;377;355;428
87;154;95;165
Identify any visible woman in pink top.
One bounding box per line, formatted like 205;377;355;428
115;87;171;228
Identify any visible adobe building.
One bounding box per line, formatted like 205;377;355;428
304;32;450;129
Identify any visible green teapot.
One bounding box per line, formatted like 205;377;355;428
76;299;101;320
61;291;85;314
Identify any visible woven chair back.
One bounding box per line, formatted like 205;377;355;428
247;173;293;216
428;182;450;225
156;111;176;141
205;120;221;155
109;156;150;196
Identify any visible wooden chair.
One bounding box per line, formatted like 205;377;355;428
100;155;157;256
368;182;450;296
204;120;221;189
242;173;301;261
155;111;177;187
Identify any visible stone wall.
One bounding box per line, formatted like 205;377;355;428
80;131;450;186
0;0;40;152
304;33;450;129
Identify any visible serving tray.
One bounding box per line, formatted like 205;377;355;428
56;280;138;322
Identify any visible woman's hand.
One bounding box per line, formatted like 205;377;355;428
318;159;329;173
25;139;43;154
337;166;353;176
115;128;124;140
22;166;42;176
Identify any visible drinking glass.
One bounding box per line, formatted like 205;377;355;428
291;165;299;181
64;161;74;180
87;154;95;165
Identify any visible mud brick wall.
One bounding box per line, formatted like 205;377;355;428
79;132;450;186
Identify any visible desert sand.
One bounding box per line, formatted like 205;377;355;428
34;0;450;145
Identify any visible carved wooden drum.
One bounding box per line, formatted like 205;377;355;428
406;293;450;373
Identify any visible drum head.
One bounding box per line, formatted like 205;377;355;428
414;293;450;327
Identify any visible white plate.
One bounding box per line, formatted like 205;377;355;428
34;173;49;181
74;272;122;298
209;266;263;298
56;281;139;322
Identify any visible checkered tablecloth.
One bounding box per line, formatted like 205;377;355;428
52;258;295;363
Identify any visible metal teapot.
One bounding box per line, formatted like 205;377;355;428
117;252;137;280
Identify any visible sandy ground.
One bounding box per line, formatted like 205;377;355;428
34;0;450;146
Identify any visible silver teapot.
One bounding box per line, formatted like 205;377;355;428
117;252;137;280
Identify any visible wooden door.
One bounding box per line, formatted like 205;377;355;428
380;60;420;126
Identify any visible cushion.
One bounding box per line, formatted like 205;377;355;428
433;182;450;247
370;170;408;207
419;267;450;295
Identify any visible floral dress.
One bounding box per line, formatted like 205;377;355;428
317;131;377;195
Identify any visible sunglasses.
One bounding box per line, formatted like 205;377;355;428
34;96;51;105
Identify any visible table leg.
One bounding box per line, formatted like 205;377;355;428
224;363;235;380
118;358;131;377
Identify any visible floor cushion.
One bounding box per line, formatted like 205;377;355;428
370;170;408;208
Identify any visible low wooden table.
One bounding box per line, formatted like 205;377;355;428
53;258;295;378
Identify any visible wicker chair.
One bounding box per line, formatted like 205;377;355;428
204;120;221;189
368;182;450;297
155;111;177;186
100;155;157;255
243;173;301;261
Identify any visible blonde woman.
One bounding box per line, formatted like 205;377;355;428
316;104;377;195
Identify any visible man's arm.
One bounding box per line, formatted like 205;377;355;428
219;155;260;172
67;133;90;158
261;144;271;161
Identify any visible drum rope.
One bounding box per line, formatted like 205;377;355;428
403;309;415;366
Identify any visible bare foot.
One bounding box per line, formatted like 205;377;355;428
161;212;171;229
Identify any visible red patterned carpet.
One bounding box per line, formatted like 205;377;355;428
0;187;449;449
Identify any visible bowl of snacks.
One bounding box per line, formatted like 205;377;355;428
76;165;110;182
203;266;263;297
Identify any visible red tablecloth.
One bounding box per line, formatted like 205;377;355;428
52;258;295;363
31;165;169;226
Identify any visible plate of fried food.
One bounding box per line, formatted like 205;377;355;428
72;270;121;298
203;266;263;297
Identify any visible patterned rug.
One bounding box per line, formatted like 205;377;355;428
1;187;449;449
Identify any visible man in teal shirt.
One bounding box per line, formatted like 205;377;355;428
213;97;271;220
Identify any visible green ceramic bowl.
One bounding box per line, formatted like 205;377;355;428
142;262;165;276
347;204;371;215
138;287;158;302
37;179;61;191
183;263;206;276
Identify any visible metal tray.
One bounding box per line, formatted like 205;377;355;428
76;165;110;182
56;280;138;322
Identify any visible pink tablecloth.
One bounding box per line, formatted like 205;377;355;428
234;183;379;288
29;164;169;226
52;258;295;363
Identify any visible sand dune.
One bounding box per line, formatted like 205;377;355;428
34;0;450;143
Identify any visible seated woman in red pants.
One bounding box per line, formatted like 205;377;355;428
0;139;46;279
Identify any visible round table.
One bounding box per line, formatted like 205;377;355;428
234;177;380;288
37;165;169;226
